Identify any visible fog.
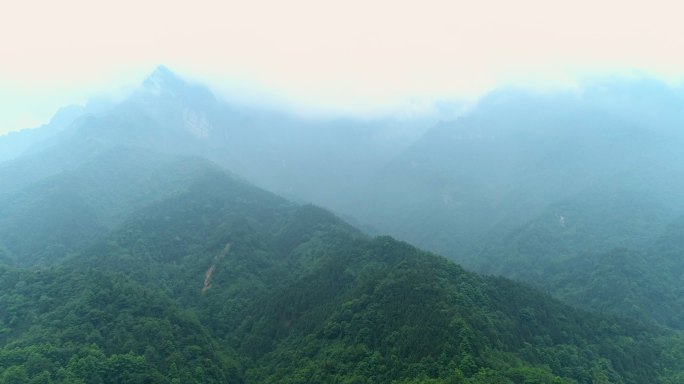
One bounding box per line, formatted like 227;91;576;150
4;68;684;268
5;65;684;382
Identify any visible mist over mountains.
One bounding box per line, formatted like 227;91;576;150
3;66;684;382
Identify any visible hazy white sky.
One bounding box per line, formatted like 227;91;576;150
1;0;684;134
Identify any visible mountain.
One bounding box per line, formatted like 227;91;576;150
0;147;226;266
331;81;684;330
473;183;677;280
350;84;684;261
1;159;681;383
0;65;429;210
0;99;113;164
4;67;684;382
494;210;684;330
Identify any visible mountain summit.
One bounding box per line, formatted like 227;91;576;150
141;64;186;94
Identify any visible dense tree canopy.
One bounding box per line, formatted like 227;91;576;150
1;166;683;383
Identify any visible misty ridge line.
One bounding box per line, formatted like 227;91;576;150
5;64;684;140
4;65;684;382
3;64;684;236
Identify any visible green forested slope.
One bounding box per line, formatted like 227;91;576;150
0;266;242;383
471;187;684;330
2;168;681;383
0;148;226;266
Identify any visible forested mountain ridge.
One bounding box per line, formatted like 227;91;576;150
0;147;229;266
347;82;684;331
3;68;684;382
482;209;684;330
355;83;684;262
1;158;683;383
0;66;429;210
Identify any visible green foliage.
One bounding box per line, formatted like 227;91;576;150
1;161;684;383
473;193;684;330
0;147;226;266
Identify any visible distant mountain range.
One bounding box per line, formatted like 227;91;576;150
2;66;684;382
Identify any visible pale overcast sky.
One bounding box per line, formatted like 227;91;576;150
1;0;684;134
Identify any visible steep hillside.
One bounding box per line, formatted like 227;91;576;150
472;182;679;278
329;81;684;333
351;83;684;262
0;148;225;266
487;211;684;330
0;100;112;164
0;66;428;211
0;265;242;383
1;170;678;383
4;69;684;382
